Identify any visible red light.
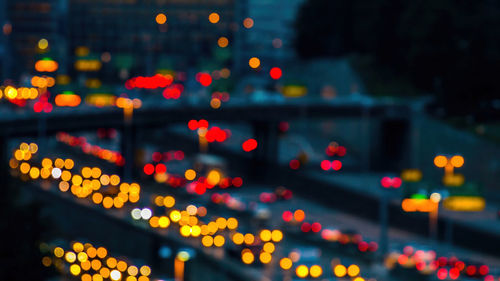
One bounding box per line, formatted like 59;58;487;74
289;159;300;170
358;241;368;252
188;120;198;130
198;119;209;129
278;121;289;132
174;150;184;160
301;222;311;232
143;164;154;175
269;67;282;80
152;152;162;162
331;160;342;171
449;268;460;280
198;73;212;87
311;222;322;232
381;177;392;188
242;139;258;152
320;160;331;170
479;265;489;275
466;265;477;276
393;177;402;188
194;182;206;195
155;163;167;174
232;177;243;187
282;211;293;222
337;146;347;156
437;268;448;280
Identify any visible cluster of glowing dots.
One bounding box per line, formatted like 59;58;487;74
325;142;346;157
33;95;53;113
116;97;142;110
333;264;363;279
56;132;125;166
162;84;184;99
0;86;40;100
11;142;140;208
237;229;283;265
125;74;173;90
31;75;56;88
188;120;229;142
42;241;152;281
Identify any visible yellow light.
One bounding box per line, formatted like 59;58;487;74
158;216;170;228
248;57;261;69
259;252;272;264
310;265;323;278
353;277;365;281
260;229;272;242
29;167;40;179
271;230;283;242
232;233;244;245
38;38;49;50
244;233;255;245
216;217;227;229
127;266;138;276
334;265;347;277
296;265;309;278
184;169;196;180
202;236;214;247
77;252;88;262
164;196;175;208
347;264;360;277
217;37;229;48
180;225;191;237
213;235;225;247
155;13;167;24
100;267;110;278
54;247;64;258
443;196;486;211
434;155;448;168
191;225;201;237
263;242;275;253
70;264;81;276
450;155;464;168
139;266;151;276
208;12;220;23
186;205;197;215
107;257;117;268
64;158;75;169
66;251;77;263
207;170;221;185
170;210;181;222
241;251;254;264
280;257;293;270
226;217;238;230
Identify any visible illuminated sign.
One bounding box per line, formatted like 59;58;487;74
443;196;485;212
401;198;438;212
401;169;422;182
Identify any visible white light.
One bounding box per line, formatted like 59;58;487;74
110;269;121;281
51;168;61;179
131;208;142;220
430;192;442;203
141;208;152;220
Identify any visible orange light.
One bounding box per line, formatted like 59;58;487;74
402;198;438;212
208;12;220;24
243;17;254;28
217;37;228;48
248;57;260;69
35;59;58;72
450;155;464;168
55;93;82;107
434;155;448;168
294;209;305;222
155;13;167;24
